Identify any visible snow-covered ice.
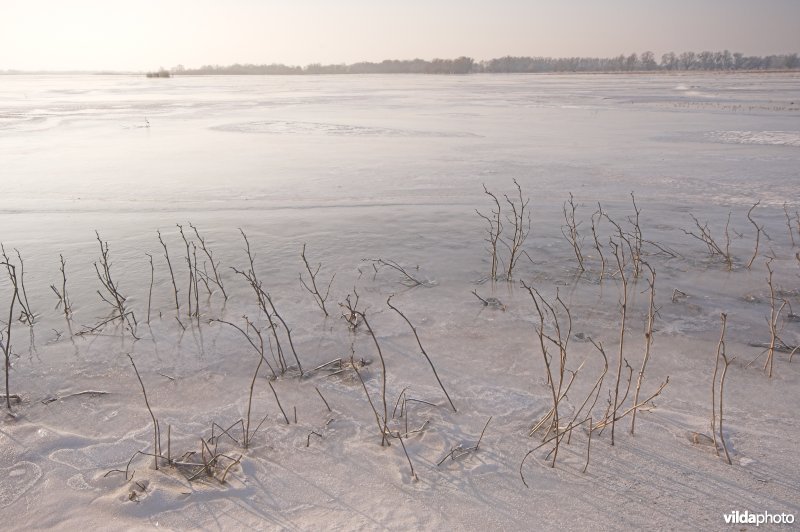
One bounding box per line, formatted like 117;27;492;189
0;72;798;530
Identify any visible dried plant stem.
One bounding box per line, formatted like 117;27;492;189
94;232;137;337
783;203;796;247
157;230;180;314
128;354;159;470
262;291;303;375
591;204;606;280
520;416;592;487
1;262;18;409
352;310;389;446
145;253;154;324
718;352;734;465
591;377;669;430
339;290;362;330
352;358;386;442
564;340;608;440
562;192;585;271
192;243;200;317
244;328;265;447
190;223;227;299
387;296;457;412
476;184;503;280
502;178;531;279
710;313;726;455
583;418;593;474
49;254;72;319
764;259;784;378
13;249;34;324
1;246;34;325
364;258;425;287
177;224;195;318
394;432;418;481
630;263;656;434
268;381;290;425
211;318;277;379
746;202;764;269
522;281;573;465
300;243;334;317
233;230;303;375
682;213;733;270
611;236;628;446
315;386;332;412
628;192;644;277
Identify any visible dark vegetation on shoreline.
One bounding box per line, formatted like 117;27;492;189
171;50;799;75
4;50;797;76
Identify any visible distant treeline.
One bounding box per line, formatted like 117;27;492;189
175;51;799;75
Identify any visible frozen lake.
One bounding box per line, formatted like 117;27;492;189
0;73;798;529
2;72;799;215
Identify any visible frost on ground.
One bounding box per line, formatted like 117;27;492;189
0;73;799;530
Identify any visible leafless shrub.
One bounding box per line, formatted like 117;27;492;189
746;202;768;269
339;289;362;331
233;229;304;376
682;213;733;270
190;223;228;300
476;184;504;280
49;254;72;320
502;179;532;279
177;224;197;318
521;281;573;465
561;192;585;272
590;204;607;280
300;243;334;316
626;192;643;277
93;232;137;338
1;245;35;325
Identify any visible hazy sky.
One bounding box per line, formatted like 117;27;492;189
2;0;799;71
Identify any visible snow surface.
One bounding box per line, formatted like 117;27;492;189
0;72;799;530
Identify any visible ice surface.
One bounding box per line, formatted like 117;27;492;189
0;72;798;530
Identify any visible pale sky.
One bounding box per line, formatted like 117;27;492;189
2;0;798;71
